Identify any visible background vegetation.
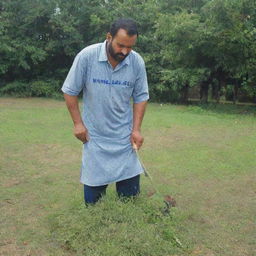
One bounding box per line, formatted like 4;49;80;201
0;0;256;103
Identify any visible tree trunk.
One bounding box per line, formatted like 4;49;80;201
200;82;209;104
253;91;256;104
214;68;226;103
218;79;225;103
179;83;189;104
212;80;222;103
233;80;239;104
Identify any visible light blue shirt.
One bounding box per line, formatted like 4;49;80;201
62;41;149;186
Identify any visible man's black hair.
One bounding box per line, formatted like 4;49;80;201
109;18;138;38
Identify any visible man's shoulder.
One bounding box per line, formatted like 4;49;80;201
129;50;145;67
77;42;102;59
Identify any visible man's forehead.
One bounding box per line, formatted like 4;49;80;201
113;29;137;46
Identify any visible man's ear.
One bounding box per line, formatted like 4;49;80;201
106;32;112;42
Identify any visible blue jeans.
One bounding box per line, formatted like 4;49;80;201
84;175;140;204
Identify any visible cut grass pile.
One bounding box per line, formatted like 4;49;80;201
49;193;181;256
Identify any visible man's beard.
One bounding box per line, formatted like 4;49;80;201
107;41;128;62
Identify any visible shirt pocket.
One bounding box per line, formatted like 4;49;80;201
110;85;134;111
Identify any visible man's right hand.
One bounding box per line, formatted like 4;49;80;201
74;123;89;143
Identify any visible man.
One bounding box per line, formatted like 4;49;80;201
62;18;149;204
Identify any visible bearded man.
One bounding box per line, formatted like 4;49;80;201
62;18;149;204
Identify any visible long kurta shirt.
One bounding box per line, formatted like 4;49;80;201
61;41;149;186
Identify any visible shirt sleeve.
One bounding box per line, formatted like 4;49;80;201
61;52;87;96
132;56;149;103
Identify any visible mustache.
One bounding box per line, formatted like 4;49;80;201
117;53;128;57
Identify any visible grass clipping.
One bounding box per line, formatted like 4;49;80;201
49;192;182;256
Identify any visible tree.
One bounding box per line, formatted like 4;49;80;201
0;0;255;103
154;10;211;103
201;0;256;102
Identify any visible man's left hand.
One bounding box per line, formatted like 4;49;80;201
130;130;144;150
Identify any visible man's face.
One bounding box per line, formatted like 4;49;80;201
107;28;137;63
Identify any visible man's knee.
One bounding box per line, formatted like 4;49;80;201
84;184;107;204
116;175;140;198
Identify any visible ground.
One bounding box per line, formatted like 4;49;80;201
0;98;255;256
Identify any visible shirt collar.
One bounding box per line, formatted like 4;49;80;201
98;40;108;62
98;40;130;66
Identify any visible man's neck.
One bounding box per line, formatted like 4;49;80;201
106;42;119;69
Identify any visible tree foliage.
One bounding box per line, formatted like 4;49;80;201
0;0;255;103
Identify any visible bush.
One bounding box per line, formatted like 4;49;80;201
30;80;61;97
0;79;62;98
149;83;182;103
0;81;32;97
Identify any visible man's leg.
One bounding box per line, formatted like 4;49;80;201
84;184;108;204
116;175;140;198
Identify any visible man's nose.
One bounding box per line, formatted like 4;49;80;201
121;48;128;55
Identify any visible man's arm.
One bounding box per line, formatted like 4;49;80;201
63;93;89;143
130;101;147;150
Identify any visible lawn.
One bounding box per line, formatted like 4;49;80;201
0;98;255;256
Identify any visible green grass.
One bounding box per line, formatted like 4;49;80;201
0;98;255;256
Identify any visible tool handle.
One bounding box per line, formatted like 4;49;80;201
133;143;138;152
133;143;150;178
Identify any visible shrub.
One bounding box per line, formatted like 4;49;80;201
0;79;62;98
30;80;61;97
0;81;32;97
